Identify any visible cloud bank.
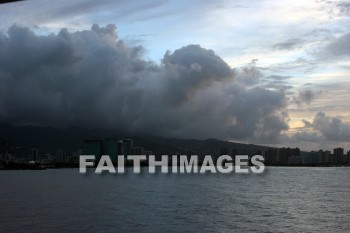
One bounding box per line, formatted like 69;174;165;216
311;112;350;141
0;24;291;142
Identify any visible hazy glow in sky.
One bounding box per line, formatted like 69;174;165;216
0;0;349;150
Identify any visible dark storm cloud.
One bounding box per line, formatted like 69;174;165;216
0;24;290;142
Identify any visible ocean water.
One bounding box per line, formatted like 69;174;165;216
0;167;349;233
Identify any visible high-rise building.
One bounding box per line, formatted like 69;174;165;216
131;147;144;155
279;147;291;165
304;151;321;165
117;139;133;156
266;148;279;165
324;150;331;164
124;139;133;155
292;148;301;157
117;140;125;155
278;147;300;165
31;148;39;162
83;140;103;160
104;138;118;162
55;150;67;163
318;150;327;164
334;148;344;164
288;155;304;165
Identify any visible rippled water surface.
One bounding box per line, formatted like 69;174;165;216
0;167;349;232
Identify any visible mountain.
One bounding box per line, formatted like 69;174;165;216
0;123;272;155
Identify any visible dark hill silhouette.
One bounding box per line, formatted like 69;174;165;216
0;123;272;155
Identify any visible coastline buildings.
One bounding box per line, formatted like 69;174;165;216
279;147;301;165
83;138;146;163
83;139;104;160
258;147;350;166
304;151;321;165
261;147;301;165
0;135;349;167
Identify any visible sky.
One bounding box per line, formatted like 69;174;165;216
0;0;349;151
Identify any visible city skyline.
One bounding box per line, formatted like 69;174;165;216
0;0;349;151
1;132;350;167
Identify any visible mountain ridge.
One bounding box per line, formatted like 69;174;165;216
0;123;273;155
